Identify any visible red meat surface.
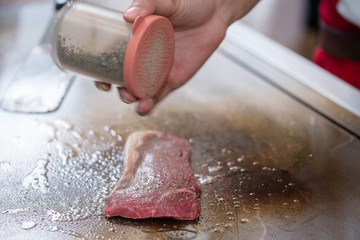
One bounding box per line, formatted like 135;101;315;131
104;130;200;220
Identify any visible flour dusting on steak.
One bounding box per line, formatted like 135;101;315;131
104;131;200;220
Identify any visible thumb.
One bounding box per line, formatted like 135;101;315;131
123;0;176;22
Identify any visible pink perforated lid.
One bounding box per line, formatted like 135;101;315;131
123;15;175;99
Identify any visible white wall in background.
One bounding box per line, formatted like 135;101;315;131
240;0;308;51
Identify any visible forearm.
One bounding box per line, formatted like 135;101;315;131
216;0;259;26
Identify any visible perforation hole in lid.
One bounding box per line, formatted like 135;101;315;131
138;26;171;90
123;16;175;99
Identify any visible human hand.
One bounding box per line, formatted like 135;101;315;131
96;0;258;115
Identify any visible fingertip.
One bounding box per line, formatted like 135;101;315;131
118;88;137;103
137;99;154;116
124;6;142;22
124;4;155;22
95;82;111;91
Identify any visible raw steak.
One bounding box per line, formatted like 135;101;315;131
104;130;200;220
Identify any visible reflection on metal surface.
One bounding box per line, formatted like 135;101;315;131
0;107;332;239
1;1;360;239
1;47;360;239
225;23;360;136
1;50;360;238
0;45;74;113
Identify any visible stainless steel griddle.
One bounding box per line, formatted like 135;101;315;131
1;1;360;240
